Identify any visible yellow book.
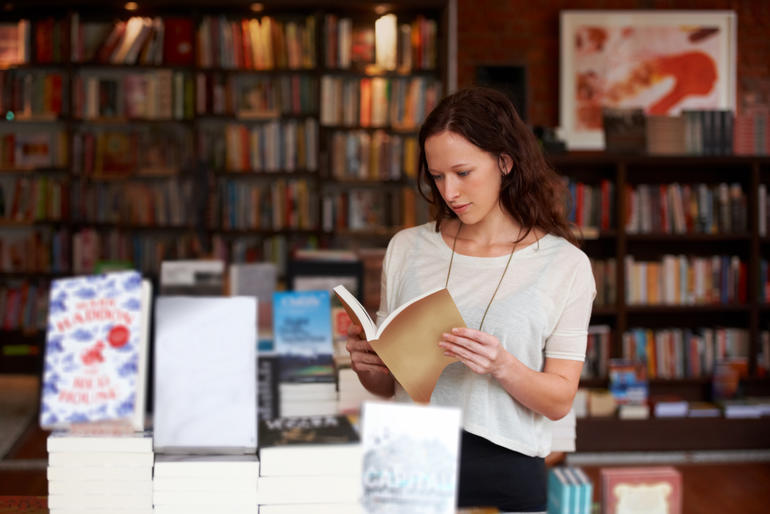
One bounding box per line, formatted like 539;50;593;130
333;285;464;404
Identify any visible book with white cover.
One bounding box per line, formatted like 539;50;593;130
153;454;260;478
48;479;152;496
361;401;461;514
259;506;364;514
47;431;152;453
153;476;257;492
48;491;152;510
47;465;151;482
48;451;154;468
153;296;257;453
257;475;361;504
152;490;259;506
258;415;361;477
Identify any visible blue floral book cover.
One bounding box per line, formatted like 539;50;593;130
39;270;151;431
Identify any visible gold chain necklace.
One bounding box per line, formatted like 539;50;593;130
444;222;518;331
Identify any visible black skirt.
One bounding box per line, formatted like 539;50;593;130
457;430;547;512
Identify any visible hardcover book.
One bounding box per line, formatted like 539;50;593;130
333;285;464;403
40;271;151;431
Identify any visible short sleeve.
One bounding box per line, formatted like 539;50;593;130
544;253;596;361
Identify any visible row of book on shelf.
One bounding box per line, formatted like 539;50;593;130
624;254;746;306
3;12;439;72
625;182;748;235
320;75;441;129
602;107;764;156
328;130;418;181
580;325;769;381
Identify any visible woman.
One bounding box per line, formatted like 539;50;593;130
346;86;596;512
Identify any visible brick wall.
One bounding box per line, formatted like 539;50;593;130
457;0;770;127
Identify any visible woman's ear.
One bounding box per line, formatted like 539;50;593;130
499;154;513;176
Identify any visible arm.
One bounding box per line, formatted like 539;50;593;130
439;255;595;420
345;238;396;398
439;328;581;420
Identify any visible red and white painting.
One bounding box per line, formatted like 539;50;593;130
560;11;736;149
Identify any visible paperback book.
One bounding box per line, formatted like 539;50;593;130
40;270;152;431
333;285;464;403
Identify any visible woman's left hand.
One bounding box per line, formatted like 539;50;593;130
439;327;512;378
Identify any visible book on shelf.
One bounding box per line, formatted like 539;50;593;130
600;466;681;514
257;414;361;477
333;285;464;404
361;401;461;514
608;359;648;407
39;270;152;432
548;466;592;514
153;296;257;453
686;401;721;418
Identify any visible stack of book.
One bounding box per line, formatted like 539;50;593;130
547;466;593;514
47;432;153;514
153;454;260;514
256;415;362;509
279;381;338;417
337;367;384;414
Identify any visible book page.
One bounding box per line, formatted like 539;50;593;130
333;285;376;340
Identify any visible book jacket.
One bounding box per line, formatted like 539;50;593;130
272;290;334;383
40;271;146;429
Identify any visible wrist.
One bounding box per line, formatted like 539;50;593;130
491;350;519;384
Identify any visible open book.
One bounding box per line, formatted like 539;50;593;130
332;285;465;403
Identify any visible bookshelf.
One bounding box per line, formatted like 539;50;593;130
552;153;770;450
0;1;448;374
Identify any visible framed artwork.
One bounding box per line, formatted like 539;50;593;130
559;10;737;149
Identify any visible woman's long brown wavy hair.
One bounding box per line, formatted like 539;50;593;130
417;86;577;246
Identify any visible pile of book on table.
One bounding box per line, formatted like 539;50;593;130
47;432;154;514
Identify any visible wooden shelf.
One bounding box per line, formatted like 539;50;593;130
576;416;770;451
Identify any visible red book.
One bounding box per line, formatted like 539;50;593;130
163;18;194;66
601;466;681;514
241;19;253;70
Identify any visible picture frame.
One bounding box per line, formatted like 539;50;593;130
559;10;737;150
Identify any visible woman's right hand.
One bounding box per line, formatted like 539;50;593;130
346;324;390;375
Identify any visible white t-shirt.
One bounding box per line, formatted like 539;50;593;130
376;222;596;457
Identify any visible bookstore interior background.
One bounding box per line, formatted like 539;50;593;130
1;0;770;512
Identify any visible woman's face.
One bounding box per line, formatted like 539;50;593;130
424;130;505;226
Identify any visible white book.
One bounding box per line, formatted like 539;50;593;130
361;402;461;514
48;451;153;468
47;432;152;453
259;505;364;514
153;476;258;492
153;454;259;478
155;508;253;514
279;382;337;399
47;465;151;482
50;510;152;514
153;296;257;453
48;479;152;496
48;491;152;510
152;490;258;506
279;399;338;417
257;475;361;504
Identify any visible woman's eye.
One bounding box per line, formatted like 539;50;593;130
457;170;470;177
431;174;443;181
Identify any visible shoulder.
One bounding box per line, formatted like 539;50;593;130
387;222;438;253
535;234;594;280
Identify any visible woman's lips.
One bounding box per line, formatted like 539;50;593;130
451;203;470;213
